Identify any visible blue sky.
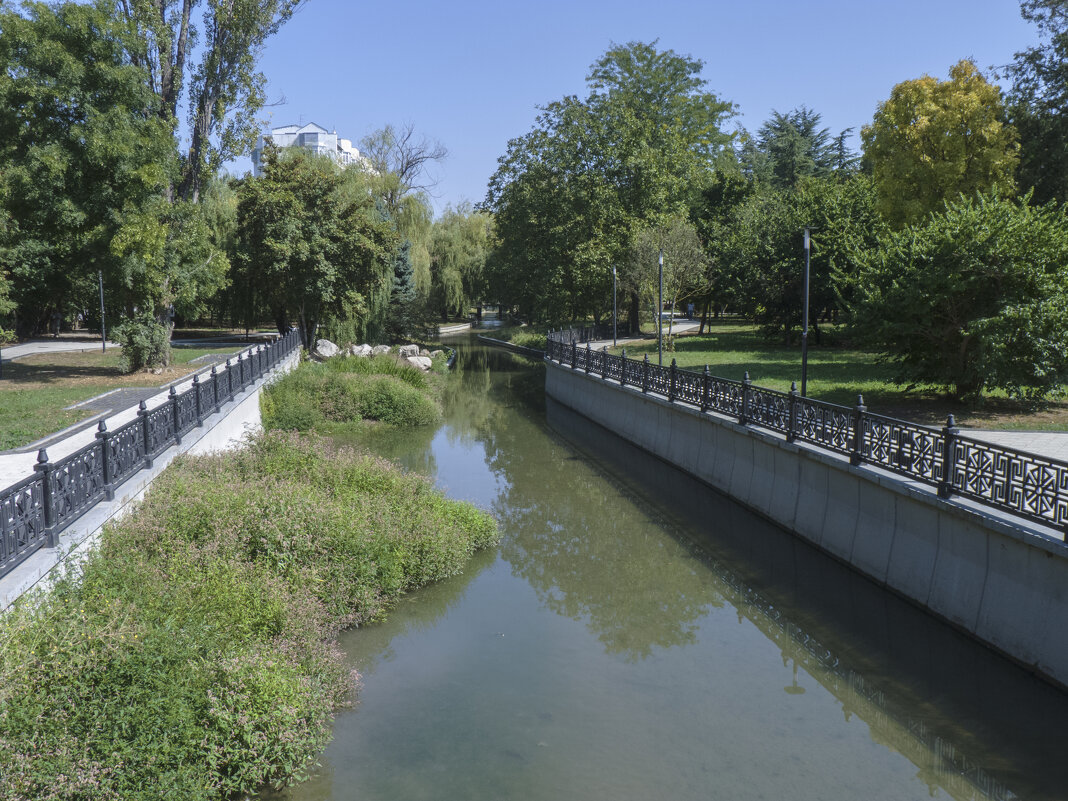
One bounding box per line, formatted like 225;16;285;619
235;0;1037;214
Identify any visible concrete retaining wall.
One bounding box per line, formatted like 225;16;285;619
546;360;1068;689
0;348;300;609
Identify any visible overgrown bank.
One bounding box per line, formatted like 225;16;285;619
0;432;498;800
262;353;446;433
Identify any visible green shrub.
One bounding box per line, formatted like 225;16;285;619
114;313;171;372
324;353;428;389
0;432;497;799
357;375;439;426
263;358;440;431
511;331;547;350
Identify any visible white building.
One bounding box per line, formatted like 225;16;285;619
251;122;373;175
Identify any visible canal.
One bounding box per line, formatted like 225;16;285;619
273;340;1068;801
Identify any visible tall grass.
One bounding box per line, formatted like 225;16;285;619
262;356;441;431
0;432;498;800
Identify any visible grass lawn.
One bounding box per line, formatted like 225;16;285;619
0;345;242;450
609;322;1068;431
170;326;277;340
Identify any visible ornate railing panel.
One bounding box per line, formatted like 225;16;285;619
748;386;791;435
0;476;47;577
50;443;107;529
107;419;148;486
545;327;1068;535
675;368;703;407
794;398;854;457
145;403;175;457
862;414;944;484
647;360;670;396
709;376;743;418
952;437;1068;531
174;390;198;437
0;328;302;579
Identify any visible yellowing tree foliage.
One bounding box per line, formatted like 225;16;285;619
861;60;1019;227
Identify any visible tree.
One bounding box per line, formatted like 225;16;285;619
848;192;1068;400
117;0;304;202
1003;0;1068;203
485;41;736;326
359;123;444;295
861;60;1019;227
429;204;493;320
720;175;882;344
690;171;753;326
0;0;176;337
234;146;396;348
743;106;838;188
384;240;426;341
624;216;707;342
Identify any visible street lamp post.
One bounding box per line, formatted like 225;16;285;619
98;270;107;353
658;248;664;367
801;228;811;397
612;265;618;347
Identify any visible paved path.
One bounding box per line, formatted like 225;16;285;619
1;337;118;363
957;430;1068;462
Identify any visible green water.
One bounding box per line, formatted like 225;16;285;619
272;341;1068;801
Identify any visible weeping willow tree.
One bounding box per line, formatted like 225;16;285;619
429;205;494;319
360;123;443;297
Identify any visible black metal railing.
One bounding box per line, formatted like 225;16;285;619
0;329;301;579
546;328;1068;535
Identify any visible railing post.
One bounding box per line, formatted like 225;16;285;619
701;365;710;413
669;359;677;403
193;374;204;426
585;343;592;374
170;385;182;445
225;359;235;402
138;400;153;467
210;365;219;412
601;346;608;380
96;420;114;500
642;354;649;393
851;394;867;466
34;449;56;548
938;414;959;499
570;340;577;369
787;381;799;443
620;349;627;387
739;371;751;425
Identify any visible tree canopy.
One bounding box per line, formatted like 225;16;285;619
234;146;396;347
849;192;1068;399
485;41;736;326
861;59;1019;227
1003;0;1068;203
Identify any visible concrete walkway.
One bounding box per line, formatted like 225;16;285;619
958;430;1068;462
1;336;118;363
